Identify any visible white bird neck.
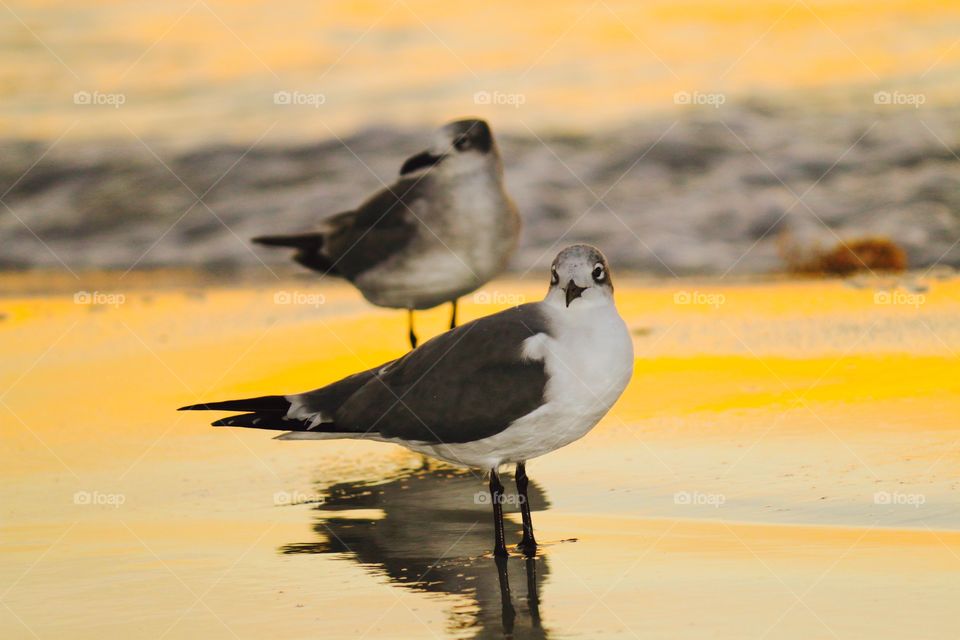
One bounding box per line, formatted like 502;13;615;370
542;291;621;327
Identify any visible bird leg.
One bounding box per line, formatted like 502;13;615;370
516;461;537;556
525;557;542;629
494;555;516;635
449;299;458;329
407;309;418;349
489;468;508;558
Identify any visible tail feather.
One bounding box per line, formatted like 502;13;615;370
292;250;338;274
211;412;289;429
210;412;359;433
180;393;357;435
251;232;339;275
252;232;324;251
178;395;289;413
180;394;295;431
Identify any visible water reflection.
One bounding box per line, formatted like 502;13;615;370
282;462;550;638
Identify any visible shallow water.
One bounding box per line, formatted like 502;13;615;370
2;275;960;638
5;103;960;276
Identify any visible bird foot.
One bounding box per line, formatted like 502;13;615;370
517;539;538;557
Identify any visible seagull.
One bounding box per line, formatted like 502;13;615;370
180;245;634;557
252;118;520;348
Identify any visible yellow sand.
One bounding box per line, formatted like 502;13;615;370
1;274;959;638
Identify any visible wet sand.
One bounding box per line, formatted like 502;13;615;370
2;275;959;638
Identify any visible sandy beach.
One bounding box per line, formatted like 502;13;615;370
2;273;959;638
6;0;960;636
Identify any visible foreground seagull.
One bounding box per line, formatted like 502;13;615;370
253;118;520;348
180;245;633;557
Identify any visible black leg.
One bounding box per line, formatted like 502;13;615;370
449;299;458;329
516;462;537;556
407;309;417;349
489;468;508;558
494;555;516;635
525;557;542;629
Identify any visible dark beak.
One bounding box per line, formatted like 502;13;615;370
565;280;586;307
400;150;446;176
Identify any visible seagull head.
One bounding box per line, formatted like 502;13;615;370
547;244;614;309
400;118;498;177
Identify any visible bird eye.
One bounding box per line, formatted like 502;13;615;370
592;263;605;281
550;266;559;285
454;135;470;151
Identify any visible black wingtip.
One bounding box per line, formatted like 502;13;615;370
177;395;290;413
251;233;324;250
178;403;226;411
251;234;291;248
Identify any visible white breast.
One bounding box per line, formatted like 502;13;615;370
410;299;634;469
355;168;518;310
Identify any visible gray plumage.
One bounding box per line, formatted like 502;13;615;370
181;244;633;475
181;244;634;558
180;303;551;444
252;119;520;312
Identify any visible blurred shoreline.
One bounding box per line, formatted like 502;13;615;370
3;101;960;277
0;266;953;298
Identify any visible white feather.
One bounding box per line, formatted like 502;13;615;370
390;295;633;469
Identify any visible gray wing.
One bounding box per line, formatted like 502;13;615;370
321;177;425;279
335;303;551;444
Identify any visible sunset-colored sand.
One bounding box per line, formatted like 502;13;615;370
2;274;959;638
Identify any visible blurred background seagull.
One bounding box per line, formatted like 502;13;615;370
180;245;634;557
252;118;520;348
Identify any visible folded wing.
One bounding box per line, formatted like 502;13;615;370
335;304;551;443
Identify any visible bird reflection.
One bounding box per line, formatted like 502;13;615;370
281;462;550;638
